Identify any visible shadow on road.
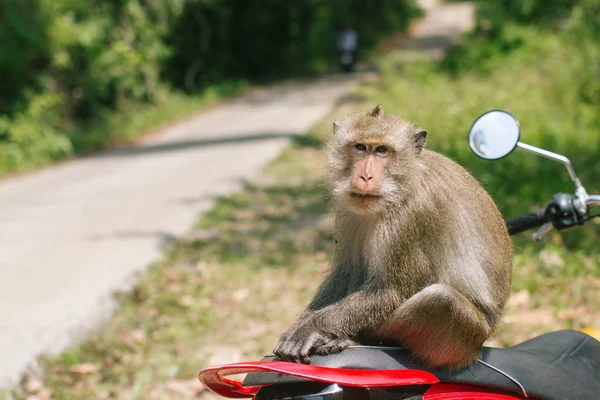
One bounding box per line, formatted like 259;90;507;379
400;34;459;50
93;132;297;159
88;230;179;249
232;75;358;106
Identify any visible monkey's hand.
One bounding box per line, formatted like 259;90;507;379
273;319;355;364
314;337;357;356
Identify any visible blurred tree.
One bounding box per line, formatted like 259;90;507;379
165;0;419;90
0;0;50;115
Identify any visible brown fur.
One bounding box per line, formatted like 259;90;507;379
273;106;513;369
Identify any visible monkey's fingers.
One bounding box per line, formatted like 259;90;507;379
273;339;293;361
273;332;305;362
297;332;329;364
272;334;289;358
315;337;357;356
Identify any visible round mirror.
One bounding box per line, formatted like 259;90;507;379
468;110;520;160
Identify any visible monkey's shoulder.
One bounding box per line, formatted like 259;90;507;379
420;149;470;173
414;150;511;250
419;149;490;193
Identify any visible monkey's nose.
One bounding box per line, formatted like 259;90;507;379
360;173;373;182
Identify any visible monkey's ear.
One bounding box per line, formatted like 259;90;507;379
414;130;427;154
332;120;350;139
370;104;383;117
332;120;342;136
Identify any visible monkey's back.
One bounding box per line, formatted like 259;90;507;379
410;149;513;316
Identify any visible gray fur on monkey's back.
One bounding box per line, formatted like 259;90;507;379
274;108;513;369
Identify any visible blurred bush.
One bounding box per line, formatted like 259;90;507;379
442;0;600;123
0;0;419;174
0;0;184;172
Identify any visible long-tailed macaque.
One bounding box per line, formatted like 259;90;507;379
273;105;513;369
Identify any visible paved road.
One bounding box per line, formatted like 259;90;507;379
0;76;357;386
399;0;474;61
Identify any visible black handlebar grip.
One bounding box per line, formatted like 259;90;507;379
506;209;548;236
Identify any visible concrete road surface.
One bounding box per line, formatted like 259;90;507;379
0;76;357;386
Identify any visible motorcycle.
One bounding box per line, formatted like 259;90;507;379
198;110;600;400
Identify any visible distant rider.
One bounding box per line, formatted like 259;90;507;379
336;25;358;72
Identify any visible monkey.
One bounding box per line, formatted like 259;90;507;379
272;104;513;369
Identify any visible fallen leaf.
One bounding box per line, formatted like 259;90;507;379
24;378;44;393
70;363;98;375
167;283;182;293
103;356;115;368
26;395;50;400
262;206;279;217
123;329;147;344
165;378;205;397
201;298;212;307
178;295;194;307
539;249;564;268
162;268;178;280
557;305;587;321
232;288;250;302
195;261;214;280
232;210;255;221
507;290;531;308
184;228;220;242
232;223;253;234
206;345;243;366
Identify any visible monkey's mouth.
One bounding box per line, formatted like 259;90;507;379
350;192;382;199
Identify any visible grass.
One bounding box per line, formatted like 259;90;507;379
3;19;600;400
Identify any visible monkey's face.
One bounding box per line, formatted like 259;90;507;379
325;107;426;215
344;141;394;213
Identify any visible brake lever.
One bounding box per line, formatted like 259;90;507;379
532;222;553;241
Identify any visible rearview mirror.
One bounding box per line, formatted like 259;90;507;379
468;110;520;160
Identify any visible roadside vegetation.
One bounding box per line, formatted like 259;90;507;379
3;0;599;399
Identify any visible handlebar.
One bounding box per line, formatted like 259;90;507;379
507;192;599;237
506;210;548;235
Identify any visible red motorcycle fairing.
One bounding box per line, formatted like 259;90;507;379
197;361;530;400
198;361;438;398
423;383;526;399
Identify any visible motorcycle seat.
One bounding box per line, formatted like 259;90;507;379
244;330;600;400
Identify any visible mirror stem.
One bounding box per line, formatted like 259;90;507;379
516;141;589;215
516;142;579;183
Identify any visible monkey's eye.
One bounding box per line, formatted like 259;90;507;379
375;145;388;153
355;143;367;151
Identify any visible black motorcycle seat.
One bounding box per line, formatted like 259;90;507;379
244;330;600;400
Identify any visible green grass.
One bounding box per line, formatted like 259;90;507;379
3;21;600;400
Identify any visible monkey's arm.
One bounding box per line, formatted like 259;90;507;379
273;266;351;363
273;285;401;363
312;286;400;335
305;266;350;312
